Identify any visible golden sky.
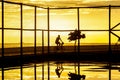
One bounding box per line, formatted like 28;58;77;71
4;0;120;8
1;2;120;80
1;0;120;45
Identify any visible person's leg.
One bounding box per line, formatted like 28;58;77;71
56;43;59;50
58;74;60;78
58;42;60;46
58;65;64;78
61;42;64;50
57;42;60;50
60;64;63;69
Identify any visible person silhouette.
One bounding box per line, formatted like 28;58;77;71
55;64;64;78
55;35;64;50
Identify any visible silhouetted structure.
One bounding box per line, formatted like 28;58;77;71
68;72;86;80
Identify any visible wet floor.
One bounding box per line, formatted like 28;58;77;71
1;61;120;80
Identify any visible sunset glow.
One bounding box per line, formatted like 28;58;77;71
1;1;120;45
1;1;120;80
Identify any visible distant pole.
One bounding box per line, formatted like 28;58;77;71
108;5;111;80
42;30;44;80
2;0;4;80
47;7;50;80
34;6;37;80
109;6;111;55
20;3;23;80
34;6;37;57
77;8;80;75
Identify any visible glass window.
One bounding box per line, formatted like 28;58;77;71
4;30;20;47
80;8;108;30
0;2;1;28
42;31;48;46
50;9;77;30
36;31;42;54
111;8;120;29
23;31;34;55
4;3;20;28
37;8;47;30
0;30;1;57
23;31;34;47
80;31;109;44
50;31;69;46
36;31;42;47
4;30;20;56
23;6;34;29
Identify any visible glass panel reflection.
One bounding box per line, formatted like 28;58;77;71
23;31;34;55
4;3;20;28
36;31;42;55
80;9;108;30
0;2;1;28
37;8;47;30
1;62;114;80
23;6;34;29
4;68;20;80
111;8;120;29
1;2;120;80
4;30;20;56
49;31;109;53
0;30;1;57
23;66;34;80
50;9;77;30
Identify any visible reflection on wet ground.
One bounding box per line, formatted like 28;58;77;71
1;61;120;80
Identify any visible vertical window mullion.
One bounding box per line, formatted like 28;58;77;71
47;7;50;80
20;3;23;80
2;1;4;80
34;6;37;80
108;5;111;80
